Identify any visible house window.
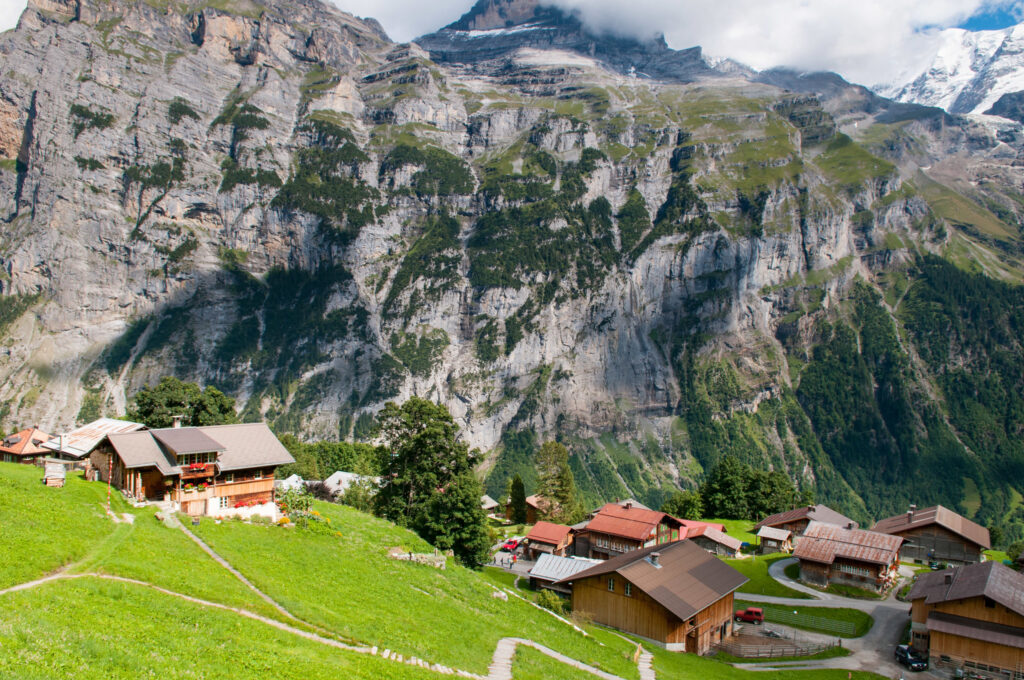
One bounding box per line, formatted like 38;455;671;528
223;473;234;483
254;469;263;480
625;583;632;597
985;597;995;609
218;496;230;509
607;578;615;592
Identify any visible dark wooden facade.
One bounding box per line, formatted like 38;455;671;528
584;521;681;560
898;525;984;565
571;574;735;653
798;556;898;591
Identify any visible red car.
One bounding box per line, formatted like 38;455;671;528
501;538;520;552
734;607;764;624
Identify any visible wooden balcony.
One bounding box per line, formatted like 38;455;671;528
180;463;215;480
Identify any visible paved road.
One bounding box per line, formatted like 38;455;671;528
736;558;927;678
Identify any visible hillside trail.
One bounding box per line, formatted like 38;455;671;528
0;570;646;680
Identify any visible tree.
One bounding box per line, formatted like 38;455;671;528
535;441;583;524
747;469;798;519
661;490;703;520
373;397;487;566
129;377;237;428
420;472;491;566
508;474;528;524
700;455;750;519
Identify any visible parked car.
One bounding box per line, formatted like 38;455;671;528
734;607;764;624
501;538;521;552
894;645;927;671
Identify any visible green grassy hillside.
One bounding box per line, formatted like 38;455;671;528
0;463;887;679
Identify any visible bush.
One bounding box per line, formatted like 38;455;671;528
536;589;566;615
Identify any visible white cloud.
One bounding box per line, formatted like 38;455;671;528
330;0;470;42
1;1;27;34
550;0;1023;85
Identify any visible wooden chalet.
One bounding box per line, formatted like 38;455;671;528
686;525;742;557
574;502;687;560
908;561;1024;677
872;505;991;566
0;427;53;464
524;521;574;560
794;521;902;592
757;526;793;554
92;422;294;516
754;504;858;536
506;494;547;524
556;540;748;653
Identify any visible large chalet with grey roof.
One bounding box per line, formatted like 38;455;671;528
89;421;294;516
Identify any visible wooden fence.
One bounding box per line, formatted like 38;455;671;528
716;639;839;659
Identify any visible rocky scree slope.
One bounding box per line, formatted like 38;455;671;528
3;0;1024;536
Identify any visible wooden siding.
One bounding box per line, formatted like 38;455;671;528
898;525;984;564
912;596;1024;629
912;595;1024;673
571;575;735;654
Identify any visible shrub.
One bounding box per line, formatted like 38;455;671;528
168;98;200;125
536;589;566;615
69;104;114;138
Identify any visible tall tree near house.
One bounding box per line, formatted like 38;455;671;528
128;376;237;428
373;397;488;566
700;455;750;520
508;473;528;524
661;489;704;520
535;440;583;524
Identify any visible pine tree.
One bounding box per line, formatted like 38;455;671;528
509;473;528;524
535;441;583;524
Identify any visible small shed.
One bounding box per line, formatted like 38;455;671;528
528;554;601;593
689;526;743;557
524;521;575;560
42;459;67;487
275;474;305;492
481;494;500;515
757;526;793;554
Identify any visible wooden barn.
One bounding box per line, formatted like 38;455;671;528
574;502;687;560
754;504;858;536
908;561;1024;677
556;540;747;654
794;521;902;592
91;423;294;516
757;526;793;554
524;521;574;560
686;525;742;558
872;505;991;566
0;427;53;464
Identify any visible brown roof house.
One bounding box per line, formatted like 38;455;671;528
908;561;1024;676
506;494;548;524
575;502;687;560
685;524;742;558
91;422;294;518
524;521;574;560
755;504;858;536
794;521;903;592
872;505;991;566
0;427;53;464
757;526;793;554
556;540;748;654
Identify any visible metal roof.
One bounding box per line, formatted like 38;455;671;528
529;554;601;582
323;470;380;494
680;519;726;533
151;428;227;455
872;505;991;550
556;540;748;622
757;526;792;541
755;504;858;531
526;521;573;546
695;527;742;552
793;521;903;566
909;561;1024;616
109;431;180;476
481;494;500;510
583;503;682;542
927;611;1024;650
41;418;146;459
0;427;53;456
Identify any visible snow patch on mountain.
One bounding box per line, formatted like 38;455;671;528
877;23;1024;115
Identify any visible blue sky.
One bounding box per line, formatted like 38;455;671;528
960;7;1021;29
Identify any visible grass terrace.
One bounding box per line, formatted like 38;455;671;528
733;600;874;638
726;554;813;599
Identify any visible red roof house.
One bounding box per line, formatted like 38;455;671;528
0;427;54;464
575;502;686;560
524;521;574;559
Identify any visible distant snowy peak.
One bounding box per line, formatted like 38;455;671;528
878;23;1024;116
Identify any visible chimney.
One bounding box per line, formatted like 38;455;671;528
847;522;855;530
650;552;661;567
907;504;917;523
807;505;815;512
172;415;184;429
625;501;633;510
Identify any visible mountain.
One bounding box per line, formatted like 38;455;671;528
877;24;1024;116
414;0;736;82
4;0;1024;539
